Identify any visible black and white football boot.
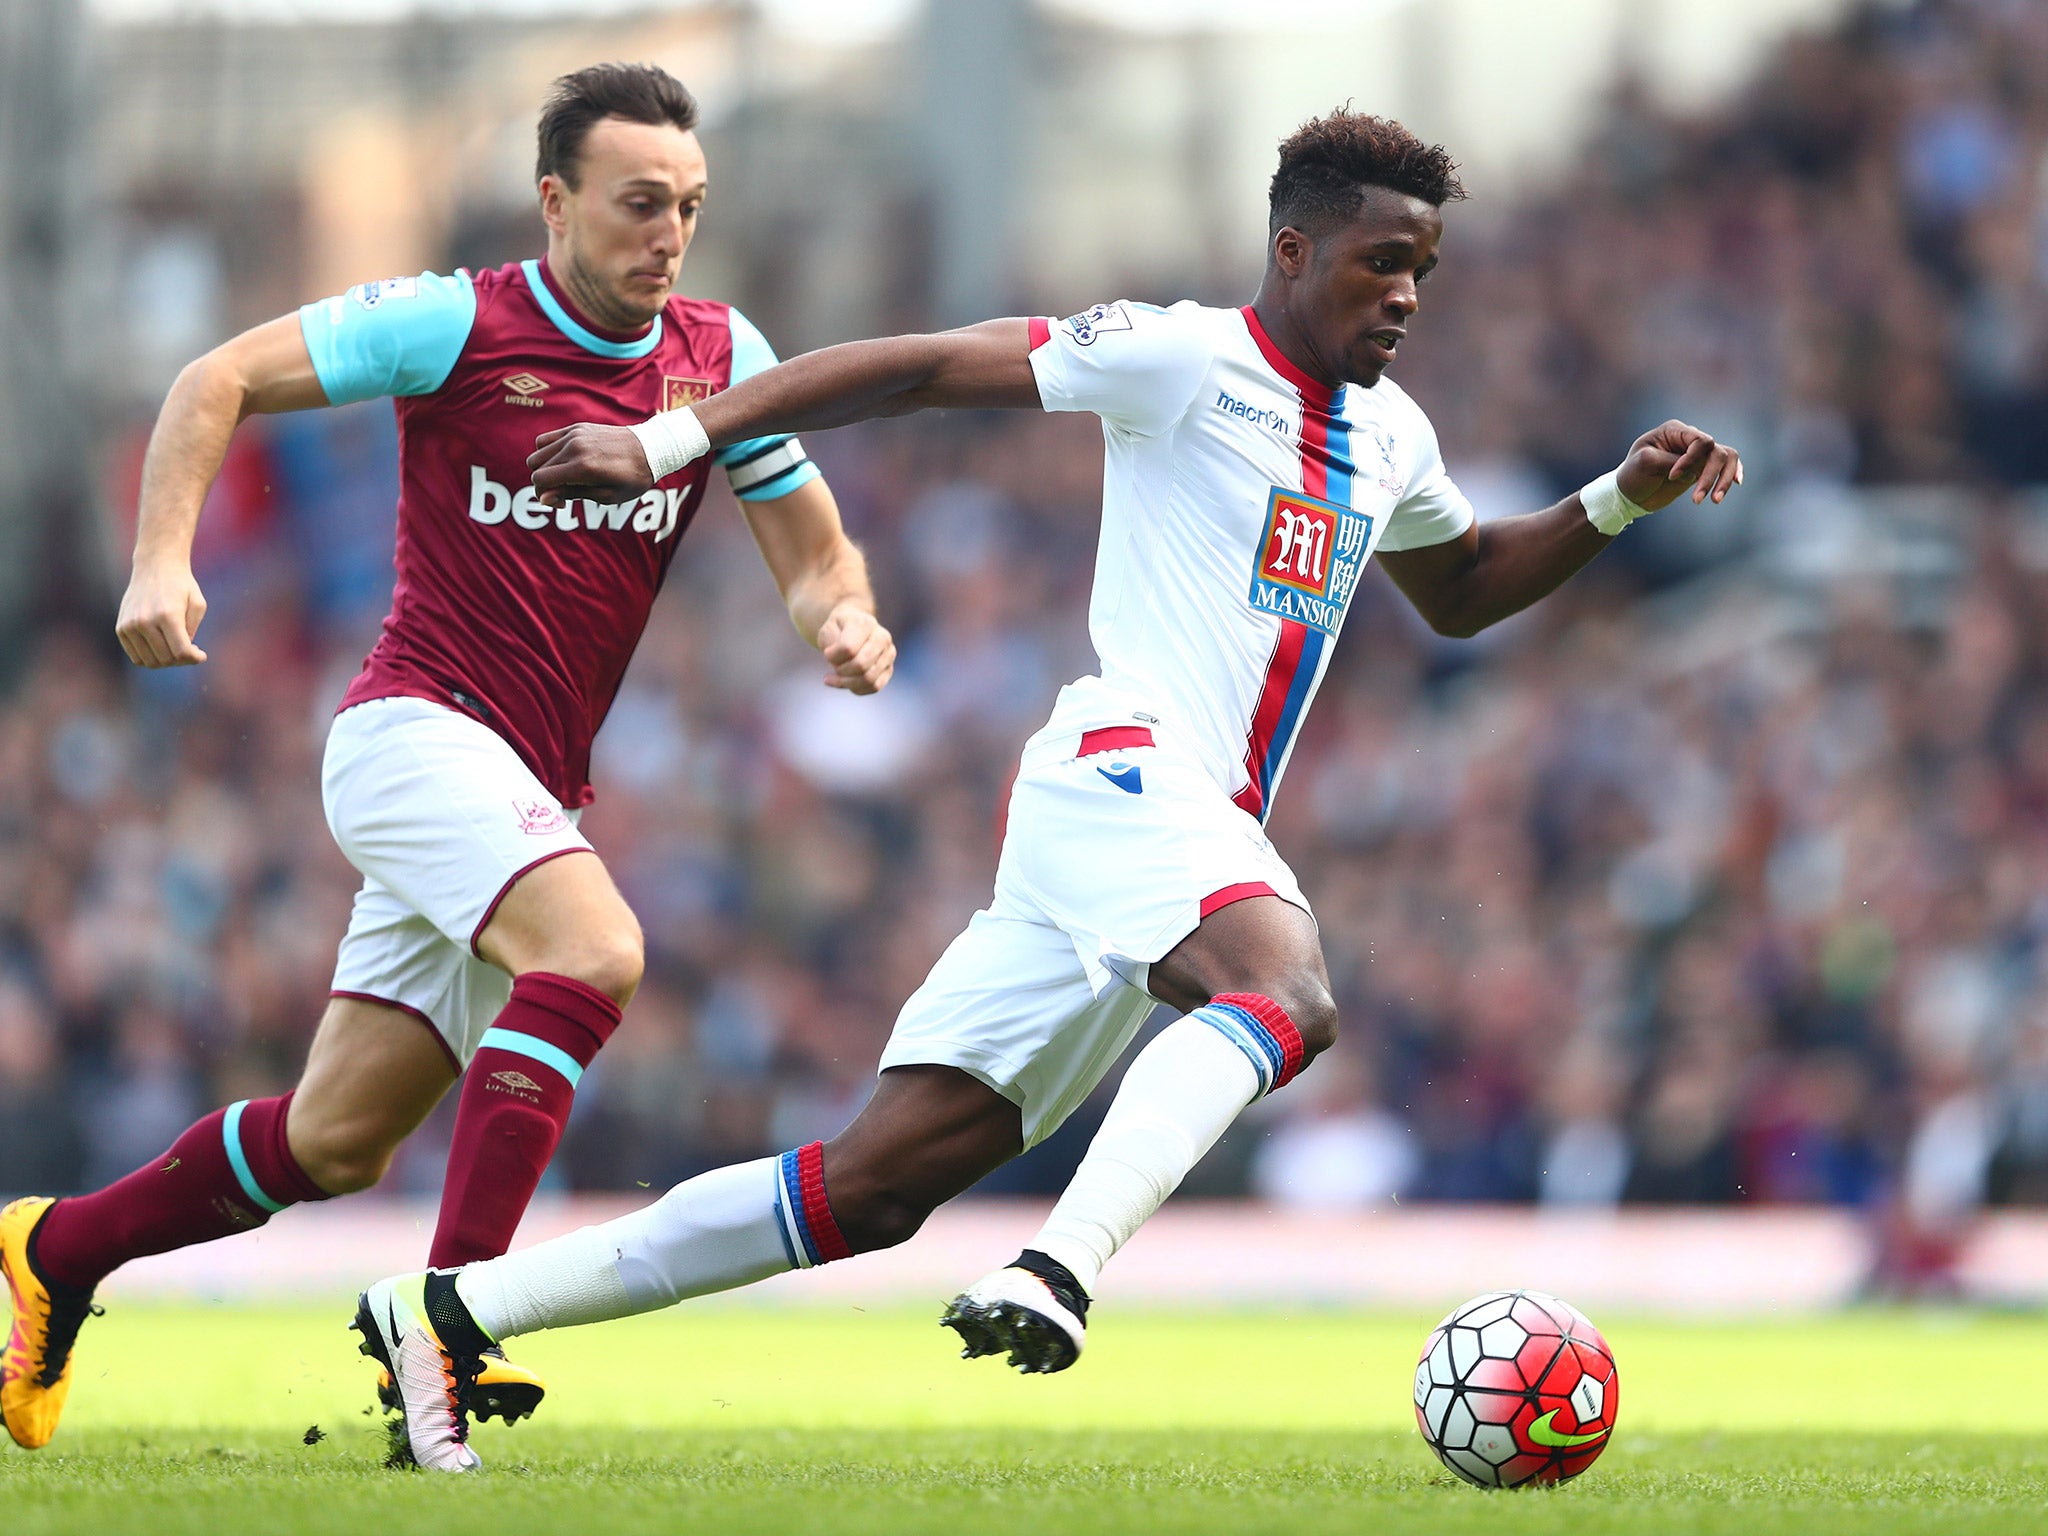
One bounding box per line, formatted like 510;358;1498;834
350;1270;487;1472
940;1249;1090;1375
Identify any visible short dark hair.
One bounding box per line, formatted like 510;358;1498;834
536;63;700;188
1269;109;1465;235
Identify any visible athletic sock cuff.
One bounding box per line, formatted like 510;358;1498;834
233;1092;333;1206
773;1141;852;1267
425;1268;498;1352
501;971;625;1066
1199;993;1307;1095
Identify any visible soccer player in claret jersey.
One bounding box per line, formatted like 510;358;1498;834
0;64;894;1456
360;111;1743;1470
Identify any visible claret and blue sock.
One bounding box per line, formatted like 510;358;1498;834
32;1091;332;1294
430;971;623;1268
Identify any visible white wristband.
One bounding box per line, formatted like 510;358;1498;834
1579;469;1653;537
629;406;710;482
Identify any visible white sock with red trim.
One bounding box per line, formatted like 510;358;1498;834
1028;994;1304;1294
454;1143;850;1339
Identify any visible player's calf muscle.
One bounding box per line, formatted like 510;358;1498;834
829;1185;930;1254
820;1066;1023;1251
821;1150;984;1253
286;1084;437;1193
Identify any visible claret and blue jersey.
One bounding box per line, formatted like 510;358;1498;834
1024;298;1475;820
297;258;819;808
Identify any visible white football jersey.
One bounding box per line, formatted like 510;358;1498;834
1026;299;1474;818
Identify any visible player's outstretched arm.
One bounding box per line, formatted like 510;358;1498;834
740;476;895;695
118;315;330;667
527;319;1039;505
1378;420;1742;639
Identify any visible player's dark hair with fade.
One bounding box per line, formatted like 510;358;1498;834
536;63;700;188
1269;109;1465;236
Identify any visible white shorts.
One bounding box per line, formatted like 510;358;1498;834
879;723;1310;1147
322;695;592;1068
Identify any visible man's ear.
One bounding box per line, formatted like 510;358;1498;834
1272;225;1313;280
538;174;570;235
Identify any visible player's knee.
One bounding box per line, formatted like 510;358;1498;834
551;923;645;1008
1276;981;1339;1062
821;1156;938;1254
289;1119;397;1195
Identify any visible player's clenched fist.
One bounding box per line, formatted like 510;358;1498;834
1615;420;1743;512
116;562;209;668
528;423;656;506
816;605;895;695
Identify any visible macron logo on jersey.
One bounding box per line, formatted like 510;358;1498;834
1215;389;1290;434
468;466;686;540
1248;487;1373;635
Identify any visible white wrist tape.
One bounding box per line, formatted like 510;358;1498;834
628;407;710;482
1579;470;1654;537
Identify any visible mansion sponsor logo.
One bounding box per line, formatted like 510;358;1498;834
1215;389;1289;433
503;372;550;408
1246;486;1373;636
468;466;687;541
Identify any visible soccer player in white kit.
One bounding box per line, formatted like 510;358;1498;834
362;110;1744;1469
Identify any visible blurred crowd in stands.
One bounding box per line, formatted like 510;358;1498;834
8;0;2048;1291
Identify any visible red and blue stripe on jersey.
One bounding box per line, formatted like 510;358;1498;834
1234;306;1355;821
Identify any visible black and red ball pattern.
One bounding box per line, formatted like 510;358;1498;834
1412;1289;1619;1488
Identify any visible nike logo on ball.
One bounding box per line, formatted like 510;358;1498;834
1527;1409;1609;1448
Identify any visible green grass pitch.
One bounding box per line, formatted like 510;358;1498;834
8;1301;2048;1534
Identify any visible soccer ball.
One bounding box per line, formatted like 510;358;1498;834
1412;1289;1619;1489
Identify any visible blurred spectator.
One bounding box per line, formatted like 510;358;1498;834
25;0;2048;1253
1250;1050;1416;1211
0;982;83;1195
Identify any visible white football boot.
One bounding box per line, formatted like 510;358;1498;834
941;1251;1090;1374
351;1272;483;1472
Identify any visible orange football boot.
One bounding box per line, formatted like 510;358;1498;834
2;1197;101;1450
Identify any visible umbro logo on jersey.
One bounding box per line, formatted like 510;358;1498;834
503;372;550;408
1247;487;1374;637
1098;763;1144;794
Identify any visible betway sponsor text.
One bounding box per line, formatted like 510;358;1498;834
468;467;686;540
